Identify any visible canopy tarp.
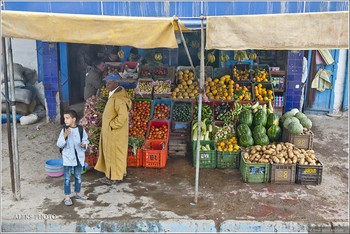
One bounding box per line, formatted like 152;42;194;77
1;10;188;48
206;12;349;50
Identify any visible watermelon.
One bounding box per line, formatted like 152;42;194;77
266;113;279;128
287;122;303;134
253;132;270;146
239;134;254;147
238;110;253;127
267;125;282;142
253;110;267;126
252;125;266;136
237;124;252;137
299;117;312;129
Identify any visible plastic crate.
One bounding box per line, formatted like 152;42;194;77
127;148;143;167
132;98;153;120
213;101;234;121
193;101;214;121
296;161;323;185
85;154;98;167
213;67;232;79
217;150;240;169
146;119;170;140
152;80;172;99
175;66;196;83
232;64;252;81
282;127;314;150
192;141;216;168
151;99;173;121
270;164;296;184
251;64;271;83
171;101;193;131
235;81;255;102
139;65;154;78
135;78;153;99
195;66;214;79
142;140;168;168
153;66;172;80
239;153;270;183
253;82;275;105
120;81;137;89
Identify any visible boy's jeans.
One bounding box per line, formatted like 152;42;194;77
64;164;82;195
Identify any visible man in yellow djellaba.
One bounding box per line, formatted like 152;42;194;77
95;73;132;183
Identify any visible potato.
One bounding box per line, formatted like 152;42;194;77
251;149;257;154
280;157;286;164
272;156;280;164
299;158;305;165
288;150;294;159
308;150;315;154
271;144;276;149
243;152;249;159
286;159;293;164
276;144;282;151
262;146;267;151
249;154;256;161
292;156;298;164
259;158;269;163
306;156;313;163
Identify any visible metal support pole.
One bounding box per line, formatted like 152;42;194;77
1;37;16;196
6;37;21;200
193;15;206;205
174;19;195;71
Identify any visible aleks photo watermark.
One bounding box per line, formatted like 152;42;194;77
14;214;57;220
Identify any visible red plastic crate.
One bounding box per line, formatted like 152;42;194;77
85;154;98;167
142;140;168;168
127;148;143;167
146;120;170;140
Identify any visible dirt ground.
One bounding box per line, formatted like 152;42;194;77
1;111;349;229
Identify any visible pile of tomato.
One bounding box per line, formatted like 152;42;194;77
129;101;151;139
153;103;171;120
147;125;169;140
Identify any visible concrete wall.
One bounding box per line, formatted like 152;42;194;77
11;39;38;72
333;49;347;114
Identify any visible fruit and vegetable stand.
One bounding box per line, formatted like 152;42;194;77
80;61;322;185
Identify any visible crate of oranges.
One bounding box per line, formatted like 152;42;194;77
232;64;252;81
251;64;271;83
233;81;254;102
205;75;235;101
216;136;240;169
254;83;275;103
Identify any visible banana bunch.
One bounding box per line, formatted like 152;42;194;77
192;118;213;141
118;49;125;59
190;40;200;49
206;52;216;63
247;51;257;60
234;50;248;62
219;53;230;62
154;53;163;61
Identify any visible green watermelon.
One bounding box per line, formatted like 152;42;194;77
253;132;270;146
238;109;253;127
267;125;282;142
253;110;267;126
239;134;254;147
266;113;279;128
237;124;252;137
252;125;266;136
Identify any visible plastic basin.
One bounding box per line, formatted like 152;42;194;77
45;158;63;168
72;162;89;175
47;170;64;177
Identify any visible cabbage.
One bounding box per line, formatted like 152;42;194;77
299;117;312;129
295;112;307;120
289;108;300;116
287;122;304;135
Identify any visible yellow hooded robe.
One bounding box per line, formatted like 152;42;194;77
95;86;132;180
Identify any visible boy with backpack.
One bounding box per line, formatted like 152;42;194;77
57;110;89;206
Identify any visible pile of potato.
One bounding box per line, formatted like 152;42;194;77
242;142;321;165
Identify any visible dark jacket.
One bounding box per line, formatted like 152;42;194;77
84;66;103;100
